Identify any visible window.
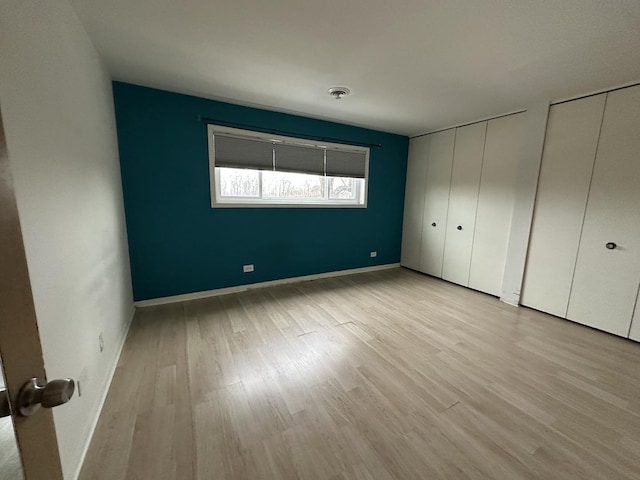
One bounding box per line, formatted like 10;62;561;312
208;125;369;207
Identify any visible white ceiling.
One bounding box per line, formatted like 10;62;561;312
71;0;640;136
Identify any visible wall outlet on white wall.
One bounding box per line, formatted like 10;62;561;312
370;251;377;258
243;264;254;273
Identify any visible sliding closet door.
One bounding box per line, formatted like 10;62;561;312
418;129;455;277
630;292;640;342
520;95;606;317
401;136;430;270
469;113;525;296
442;122;486;286
567;85;640;336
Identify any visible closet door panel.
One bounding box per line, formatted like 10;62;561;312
567;85;640;336
401;136;430;270
630;293;640;342
469;113;526;296
419;129;455;277
520;94;606;317
442;121;486;286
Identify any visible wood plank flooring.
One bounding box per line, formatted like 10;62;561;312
79;268;640;480
0;356;23;480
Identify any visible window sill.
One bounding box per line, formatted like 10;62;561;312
211;201;367;209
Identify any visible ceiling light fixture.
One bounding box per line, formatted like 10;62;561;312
327;87;351;100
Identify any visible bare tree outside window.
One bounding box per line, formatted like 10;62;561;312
219;168;259;197
328;177;356;199
217;167;362;203
263;171;324;199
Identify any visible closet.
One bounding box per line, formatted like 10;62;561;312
401;112;526;297
418;130;456;277
522;84;640;340
468;114;525;296
441;122;485;287
400;135;430;271
631;303;640;342
400;130;454;274
520;95;605;317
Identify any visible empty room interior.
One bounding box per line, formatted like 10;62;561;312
2;1;640;479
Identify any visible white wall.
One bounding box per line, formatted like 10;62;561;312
500;102;550;306
0;1;134;478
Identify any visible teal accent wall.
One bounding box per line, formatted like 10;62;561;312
113;82;409;301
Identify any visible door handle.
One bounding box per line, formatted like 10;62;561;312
0;388;10;418
17;377;75;417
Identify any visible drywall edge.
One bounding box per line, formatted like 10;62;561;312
500;101;550;306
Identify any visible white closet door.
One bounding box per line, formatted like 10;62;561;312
567;85;640;337
419;129;455;277
520;95;606;317
401;136;430;270
469;113;525;296
442;121;486;286
630;291;640;342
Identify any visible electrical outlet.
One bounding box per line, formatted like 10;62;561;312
370;251;377;258
243;264;254;273
98;332;104;352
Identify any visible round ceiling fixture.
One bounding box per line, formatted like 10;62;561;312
327;87;351;100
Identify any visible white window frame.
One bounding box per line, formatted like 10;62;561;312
208;125;369;208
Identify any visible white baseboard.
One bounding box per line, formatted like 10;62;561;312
135;263;401;308
72;304;136;480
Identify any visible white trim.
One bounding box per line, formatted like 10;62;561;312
499;102;550;308
411;109;527;139
207;199;367;209
135;263;401;307
208;125;217;208
209;124;371;153
550;80;640;106
72;305;136;480
499;297;520;308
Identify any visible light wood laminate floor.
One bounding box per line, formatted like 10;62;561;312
80;268;640;480
0;357;23;480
